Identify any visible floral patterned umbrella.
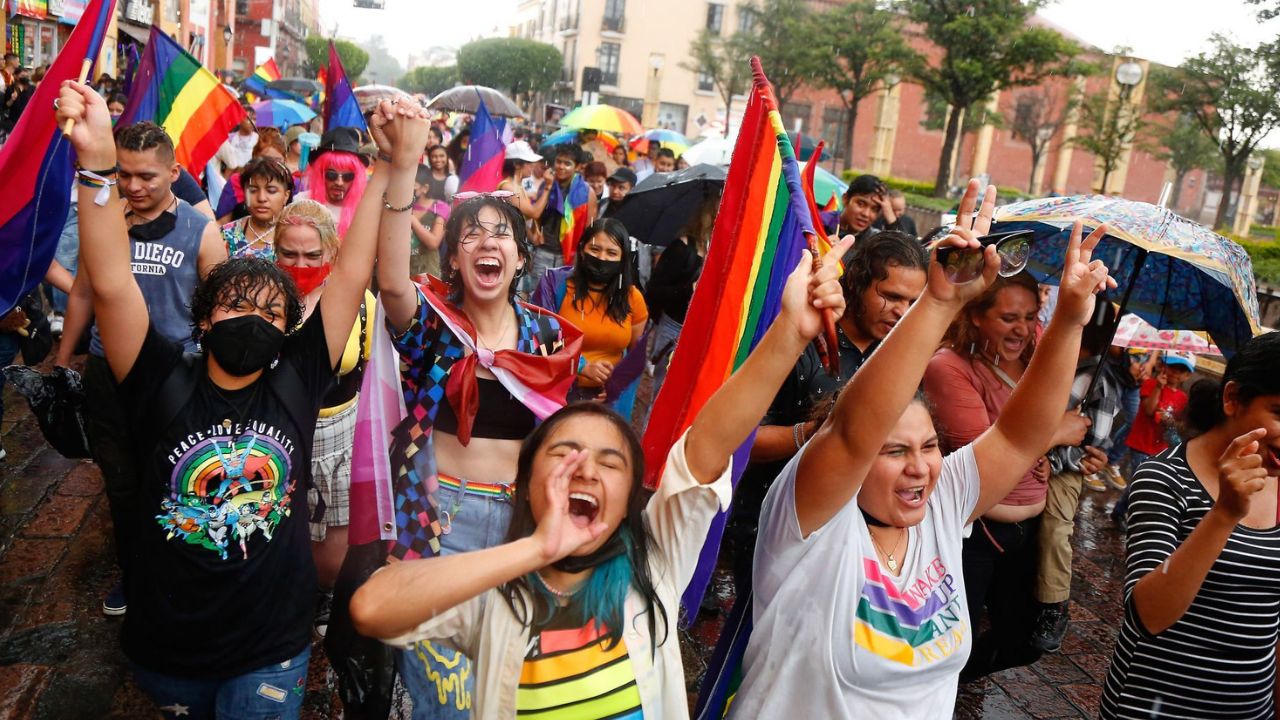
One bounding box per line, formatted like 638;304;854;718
1112;313;1222;356
993;195;1261;357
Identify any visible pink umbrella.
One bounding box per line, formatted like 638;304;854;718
1112;313;1222;356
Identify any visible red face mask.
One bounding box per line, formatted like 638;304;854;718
281;262;331;295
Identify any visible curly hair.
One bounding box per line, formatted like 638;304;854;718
842;230;928;318
189;256;304;341
253;127;287;159
275;200;340;257
115;121;175;164
440;196;532;302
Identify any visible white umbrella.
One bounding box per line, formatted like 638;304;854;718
682;135;736;166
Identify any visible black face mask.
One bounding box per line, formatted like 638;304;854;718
552;529;627;573
128;211;177;242
581;254;622;285
202;315;285;376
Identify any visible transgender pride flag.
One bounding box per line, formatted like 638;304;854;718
458;97;504;194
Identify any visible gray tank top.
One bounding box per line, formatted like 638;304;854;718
90;199;208;356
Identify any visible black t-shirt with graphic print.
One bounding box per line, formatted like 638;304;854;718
116;309;334;678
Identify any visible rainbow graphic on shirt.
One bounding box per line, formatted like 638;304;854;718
517;621;643;719
853;556;968;667
159;425;295;560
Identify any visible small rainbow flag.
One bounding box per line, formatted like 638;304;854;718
547;175;592;264
323;41;367;132
0;0;117;317
241;57;282;99
641;56;835;619
118;25;247;179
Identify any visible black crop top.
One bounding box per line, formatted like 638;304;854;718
434;377;538;440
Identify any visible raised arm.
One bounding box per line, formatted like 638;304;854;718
351;450;604;639
794;181;1000;536
56;82;147;382
970;222;1114;521
374;110;431;333
683;237;851;485
320;99;428;367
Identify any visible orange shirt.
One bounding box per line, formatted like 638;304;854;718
558;282;648;387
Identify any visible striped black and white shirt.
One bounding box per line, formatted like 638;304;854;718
1101;444;1280;719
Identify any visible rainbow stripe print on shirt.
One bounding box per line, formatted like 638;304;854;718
517;621;643;719
853;555;968;667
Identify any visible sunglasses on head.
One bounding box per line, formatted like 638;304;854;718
452;190;516;206
325;169;356;183
934;229;1033;285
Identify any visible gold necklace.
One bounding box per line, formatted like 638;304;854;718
868;526;906;573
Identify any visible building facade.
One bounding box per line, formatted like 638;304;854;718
231;0;311;77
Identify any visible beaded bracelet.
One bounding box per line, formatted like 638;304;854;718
382;191;414;213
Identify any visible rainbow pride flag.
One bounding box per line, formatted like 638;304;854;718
642;57;835;619
118;25;246;179
324;41;367;131
242;57;281;98
0;0;116;317
547;175;592;264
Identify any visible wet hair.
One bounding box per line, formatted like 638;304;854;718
1185;332;1280;434
107;93;128;109
440;196;532;301
189;256;304;340
553;144;578;163
240;156;294;195
502;157;527;178
305;151;367;237
655;147;676;162
844;173;887;201
570;218;636;324
944;272;1040;362
584;161;608;180
115;121;176;164
499;402;668;655
275;199;340;257
842;230;928;320
253;127;287;158
428;125;444;146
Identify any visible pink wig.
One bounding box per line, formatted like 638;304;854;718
305;151;367;238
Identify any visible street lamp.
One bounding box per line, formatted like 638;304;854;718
1115;60;1143;100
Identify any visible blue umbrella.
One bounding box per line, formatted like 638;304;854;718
993;195;1261;357
250;99;316;129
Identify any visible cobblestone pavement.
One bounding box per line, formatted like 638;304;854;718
1;349;1128;719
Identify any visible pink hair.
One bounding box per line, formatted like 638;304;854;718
305;151;367;238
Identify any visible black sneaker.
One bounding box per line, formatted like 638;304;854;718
102;581;127;617
1030;601;1069;653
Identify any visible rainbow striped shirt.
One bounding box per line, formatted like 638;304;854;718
517;620;643;719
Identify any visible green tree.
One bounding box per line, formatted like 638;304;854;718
1143;113;1221;210
304;37;369;81
1071;91;1145;196
400;65;458;97
682;30;752;138
1148;35;1280;229
735;0;824;107
906;0;1083;196
455;38;562;99
809;0;918;168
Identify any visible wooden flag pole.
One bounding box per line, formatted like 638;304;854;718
61;58;94;137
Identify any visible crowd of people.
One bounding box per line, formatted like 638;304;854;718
0;69;1276;720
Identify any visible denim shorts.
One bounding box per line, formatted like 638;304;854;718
129;645;310;720
397;477;513;719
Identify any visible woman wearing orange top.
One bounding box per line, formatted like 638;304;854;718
533;218;648;406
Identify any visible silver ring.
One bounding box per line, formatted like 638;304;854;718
52;98;60;110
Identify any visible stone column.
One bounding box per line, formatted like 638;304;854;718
1233;155;1265;237
969;90;1001;178
867;81;901;177
1052;76;1087;195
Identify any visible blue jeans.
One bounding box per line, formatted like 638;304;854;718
642;314;683;428
1107;385;1142;466
50;204;80;313
396;480;513;719
527;246;563;296
1113;449;1152;521
0;332;20;437
129;645;310;720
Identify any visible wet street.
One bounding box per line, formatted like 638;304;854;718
0;352;1128;719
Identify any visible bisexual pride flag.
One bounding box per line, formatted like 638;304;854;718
0;0;116;317
324;41;367;132
458;97;504;194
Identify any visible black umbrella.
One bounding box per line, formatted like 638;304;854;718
426;85;524;118
609;164;727;247
267;78;323;96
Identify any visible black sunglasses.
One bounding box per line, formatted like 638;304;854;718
934;229;1033;285
325;169;356;183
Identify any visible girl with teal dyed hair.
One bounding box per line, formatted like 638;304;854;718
351;236;854;718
